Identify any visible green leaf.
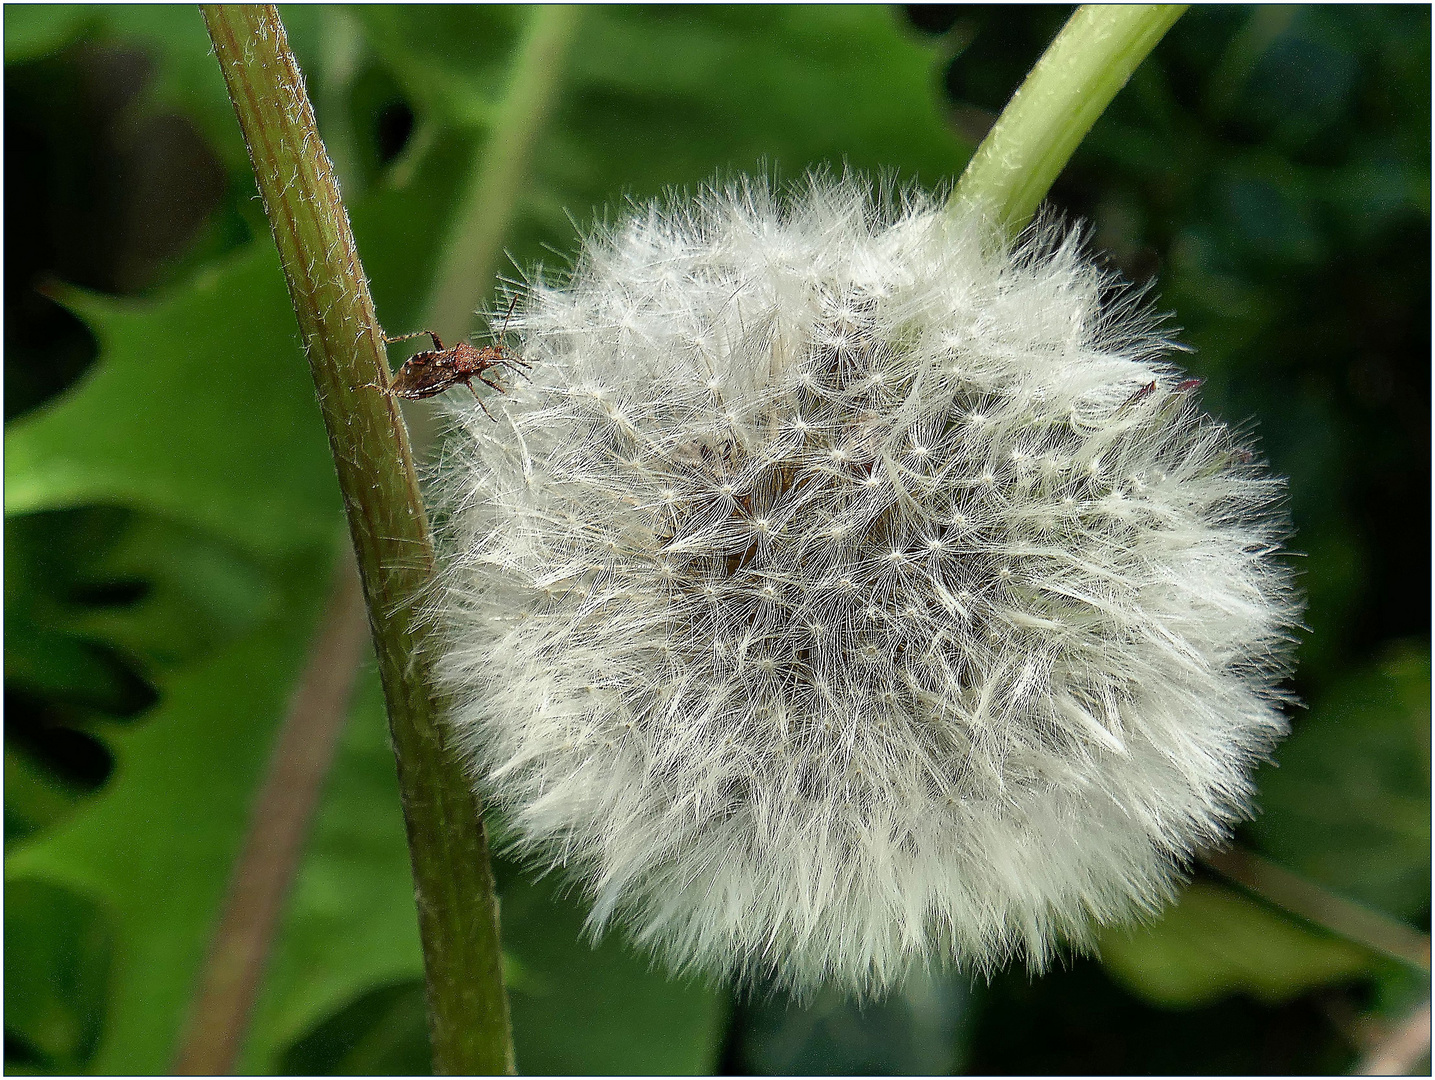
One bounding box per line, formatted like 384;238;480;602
236;673;424;1074
5;5;247;169
1098;881;1372;1008
276;979;432;1075
2;5;96;64
4;504;278;869
63;514;277;676
5;744;92;848
1097;649;1430;1012
556;6;967;179
3;251;338;558
1251;642;1432;921
260;860;730;1076
499;867;727;1075
4;509;141;711
355;7;526;129
2;4;264;181
232;680;729;1074
93;6;249;169
236;672;726;1075
4;544;339;1075
7;505;277;687
359;4;969;290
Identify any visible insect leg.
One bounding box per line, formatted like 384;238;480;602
1122;380;1157;408
500;358;534;381
464;378;499;422
492;347;533;381
383;329;445;350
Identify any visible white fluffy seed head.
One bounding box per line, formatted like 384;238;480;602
430;176;1300;998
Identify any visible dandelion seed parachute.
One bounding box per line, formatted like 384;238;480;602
431;176;1299;997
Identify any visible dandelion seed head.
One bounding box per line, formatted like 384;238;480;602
432;176;1299;997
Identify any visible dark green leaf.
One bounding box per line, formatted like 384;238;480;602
4;874;116;1070
3;253;338;558
2;5;95;64
277;979;431;1076
4;547;338;1074
1098;881;1371;1008
499;867;727;1075
1252;642;1432;921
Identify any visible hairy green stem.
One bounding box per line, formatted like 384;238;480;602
201;7;513;1073
424;5;582;344
950;4;1187;234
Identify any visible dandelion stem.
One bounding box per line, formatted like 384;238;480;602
950;4;1187;234
202;6;513;1072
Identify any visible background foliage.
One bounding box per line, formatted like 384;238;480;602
5;4;1429;1074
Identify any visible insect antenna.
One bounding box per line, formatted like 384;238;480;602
490;294;534;382
491;294;520;344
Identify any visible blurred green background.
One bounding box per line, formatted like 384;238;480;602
4;4;1429;1074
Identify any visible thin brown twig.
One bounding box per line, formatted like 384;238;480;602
1357;999;1432;1076
172;551;369;1074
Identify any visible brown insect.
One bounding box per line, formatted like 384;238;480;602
361;297;529;420
1123;380;1159;407
1122;376;1204;409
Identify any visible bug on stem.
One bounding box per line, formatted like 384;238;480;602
362;298;530;420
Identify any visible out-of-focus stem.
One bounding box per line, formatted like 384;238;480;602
399;4;581;455
172;552;368;1075
423;5;582;344
1356;999;1432;1076
1203;847;1431;973
201;6;513;1073
949;4;1187;235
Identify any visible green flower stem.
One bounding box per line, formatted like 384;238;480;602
201;6;513;1073
424;4;582;344
950;4;1187;234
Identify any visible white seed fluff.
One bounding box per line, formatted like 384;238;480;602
431;178;1299;997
